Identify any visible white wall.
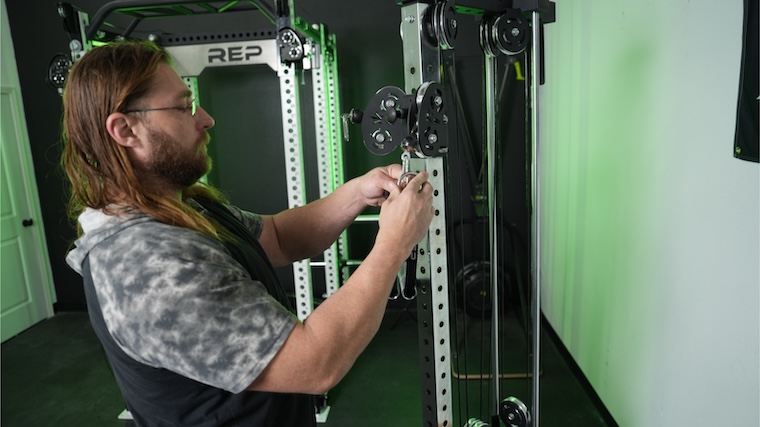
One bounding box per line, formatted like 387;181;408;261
540;1;759;425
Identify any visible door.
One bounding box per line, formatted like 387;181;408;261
1;0;55;342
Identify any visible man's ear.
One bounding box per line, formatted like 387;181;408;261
106;113;142;148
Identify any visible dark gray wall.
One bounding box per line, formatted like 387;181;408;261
6;0;529;310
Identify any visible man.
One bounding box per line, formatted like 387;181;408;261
62;40;433;426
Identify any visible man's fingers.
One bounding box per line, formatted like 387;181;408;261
405;171;430;192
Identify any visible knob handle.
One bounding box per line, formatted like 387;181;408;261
348;108;363;124
22;218;34;227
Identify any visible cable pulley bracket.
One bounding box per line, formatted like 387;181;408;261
346;81;451;158
278;27;305;63
415;81;450;157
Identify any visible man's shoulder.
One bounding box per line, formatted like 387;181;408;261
106;215;217;248
82;208;221;261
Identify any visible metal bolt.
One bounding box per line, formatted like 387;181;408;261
433;95;443;107
511;27;520;37
427;132;438;144
384;99;396;109
405;15;415;23
375;133;386;143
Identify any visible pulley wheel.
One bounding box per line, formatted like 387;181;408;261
360;86;408;156
415;81;449;157
499;396;531;427
479;16;498;57
493;9;530;55
432;0;457;50
48;53;71;89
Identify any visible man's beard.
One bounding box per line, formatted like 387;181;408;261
145;127;212;189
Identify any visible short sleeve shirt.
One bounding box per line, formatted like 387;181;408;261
84;209;297;393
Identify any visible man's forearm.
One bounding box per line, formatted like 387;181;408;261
269;178;367;263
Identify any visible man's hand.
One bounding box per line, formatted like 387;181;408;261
356;164;403;207
376;171;434;258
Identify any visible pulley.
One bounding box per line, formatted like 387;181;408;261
359;86;411;156
48;53;72;92
278;27;304;62
351;82;451;157
430;0;457;50
479;9;530;57
499;396;531;427
493;9;530;55
415;81;450;157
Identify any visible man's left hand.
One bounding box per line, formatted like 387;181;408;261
358;164;403;207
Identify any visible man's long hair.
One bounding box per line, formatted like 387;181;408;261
61;40;225;238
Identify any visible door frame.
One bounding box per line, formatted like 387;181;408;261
1;0;56;342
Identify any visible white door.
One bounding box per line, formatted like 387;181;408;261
0;0;55;342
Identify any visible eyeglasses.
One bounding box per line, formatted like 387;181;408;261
122;97;197;116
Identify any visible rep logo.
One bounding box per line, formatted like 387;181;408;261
207;45;263;63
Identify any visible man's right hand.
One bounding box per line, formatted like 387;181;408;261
376;171;434;260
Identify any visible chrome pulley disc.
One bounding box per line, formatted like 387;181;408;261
493;9;530;55
480;10;530;57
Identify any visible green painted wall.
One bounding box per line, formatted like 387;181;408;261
540;1;758;425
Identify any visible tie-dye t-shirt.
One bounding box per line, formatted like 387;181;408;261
66;203;297;393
